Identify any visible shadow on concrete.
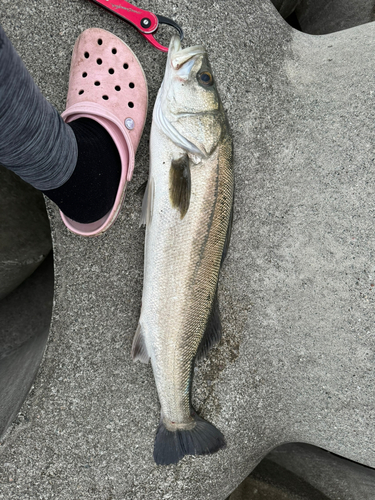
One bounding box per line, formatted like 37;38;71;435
228;443;375;499
0;166;52;301
271;0;375;35
0;252;54;438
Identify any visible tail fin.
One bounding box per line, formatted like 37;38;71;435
153;413;226;465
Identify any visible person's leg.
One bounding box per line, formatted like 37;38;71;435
0;24;121;224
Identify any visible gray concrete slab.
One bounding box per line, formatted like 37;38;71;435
271;0;301;20
295;0;375;35
0;166;51;300
0;252;54;438
1;1;375;499
271;0;375;34
267;443;375;500
230;443;375;499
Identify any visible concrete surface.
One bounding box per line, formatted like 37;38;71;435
267;443;375;500
229;443;375;499
0;253;53;438
271;0;301;20
271;0;375;34
1;0;375;499
295;0;375;35
229;475;325;500
229;460;329;500
0;166;52;300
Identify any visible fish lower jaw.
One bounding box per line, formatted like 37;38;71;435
163;417;195;432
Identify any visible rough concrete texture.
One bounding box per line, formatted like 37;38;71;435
1;0;375;498
0;253;53;438
230;443;375;499
0;166;52;300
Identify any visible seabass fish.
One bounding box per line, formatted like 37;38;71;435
132;35;234;465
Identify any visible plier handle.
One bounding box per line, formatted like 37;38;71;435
89;0;184;52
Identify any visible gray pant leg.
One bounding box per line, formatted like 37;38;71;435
0;24;77;190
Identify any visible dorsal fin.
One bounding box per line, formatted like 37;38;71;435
131;323;150;363
169;154;191;219
196;289;222;361
221;204;233;265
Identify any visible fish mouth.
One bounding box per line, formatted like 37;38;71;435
168;35;206;70
153;36;207;157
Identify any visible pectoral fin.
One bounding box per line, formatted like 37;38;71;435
169;154;191;219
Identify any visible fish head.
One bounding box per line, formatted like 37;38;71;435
154;35;225;158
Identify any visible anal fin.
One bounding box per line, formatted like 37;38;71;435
139;177;154;227
196;289;222;361
131;323;150;363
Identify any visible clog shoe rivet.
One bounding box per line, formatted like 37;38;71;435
125;118;134;130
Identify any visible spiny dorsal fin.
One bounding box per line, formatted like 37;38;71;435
131;323;150;363
169;154;191;219
139;176;155;227
221;204;234;265
196;289;222;361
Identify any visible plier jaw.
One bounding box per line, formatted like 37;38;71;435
89;0;184;52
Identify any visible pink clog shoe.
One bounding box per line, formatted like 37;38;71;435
61;28;148;236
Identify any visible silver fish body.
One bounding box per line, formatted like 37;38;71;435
133;36;234;465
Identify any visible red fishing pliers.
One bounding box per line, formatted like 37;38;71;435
89;0;184;52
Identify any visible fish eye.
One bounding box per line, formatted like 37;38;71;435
198;71;213;86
